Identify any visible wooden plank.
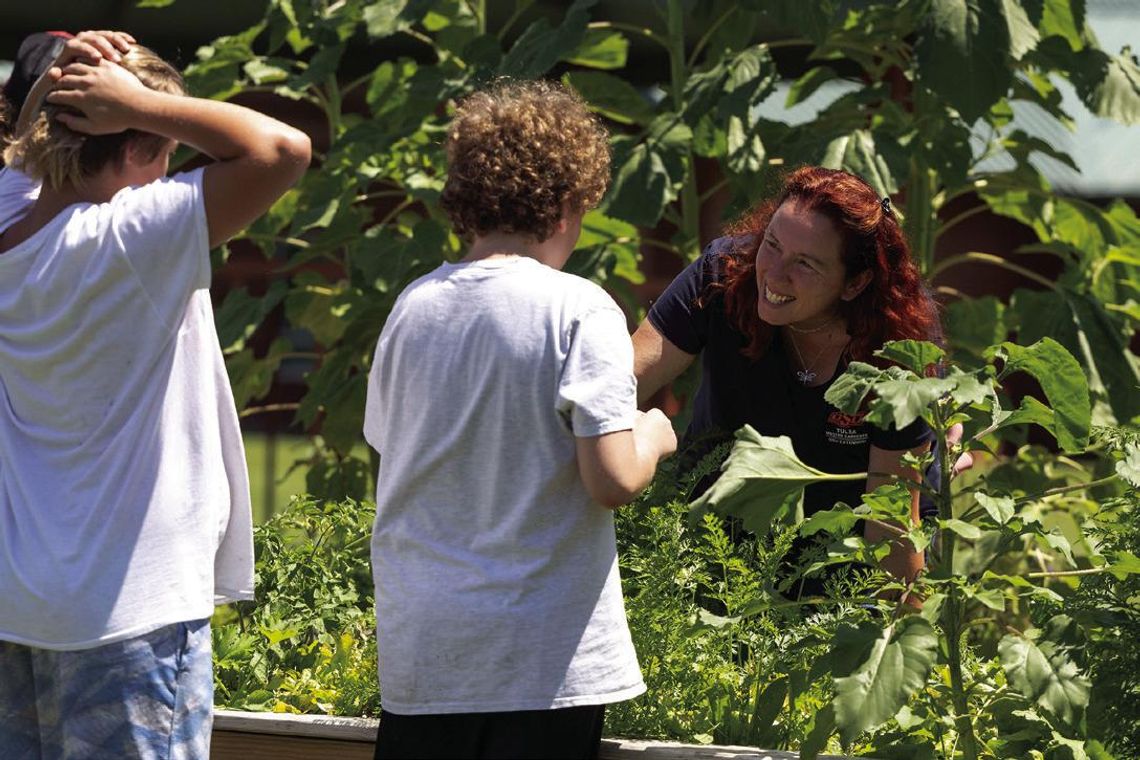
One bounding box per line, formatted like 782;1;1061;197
214;709;377;741
212;730;374;760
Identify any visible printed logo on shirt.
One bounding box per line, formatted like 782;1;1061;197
825;410;869;446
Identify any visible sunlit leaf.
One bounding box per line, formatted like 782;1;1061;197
999;634;1090;726
976;492;1016;524
563;28;629;70
563;71;654;126
875;340;946;375
689;428;864;535
987;338;1091;452
832;617;939;745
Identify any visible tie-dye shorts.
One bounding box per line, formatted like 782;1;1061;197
0;618;212;760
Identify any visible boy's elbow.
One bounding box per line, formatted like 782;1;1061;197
277;128;311;180
584;473;645;509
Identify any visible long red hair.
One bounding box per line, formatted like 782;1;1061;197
712;166;941;365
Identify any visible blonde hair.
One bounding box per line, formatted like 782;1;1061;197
3;45;184;190
440;79;611;242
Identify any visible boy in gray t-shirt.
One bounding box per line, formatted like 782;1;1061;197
363;80;676;760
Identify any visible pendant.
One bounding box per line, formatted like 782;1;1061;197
796;369;816;385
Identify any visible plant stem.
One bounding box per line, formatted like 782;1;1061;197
930;251;1059;290
1025;567;1113;579
240;403;302;419
588;21;670;51
687;6;736;66
665;0;701;260
1017;474;1119;502
932;403;979;759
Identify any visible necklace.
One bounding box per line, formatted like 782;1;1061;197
786;330;833;386
787;314;839;334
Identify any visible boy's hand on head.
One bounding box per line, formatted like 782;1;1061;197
51;31;135;73
46;59;150;135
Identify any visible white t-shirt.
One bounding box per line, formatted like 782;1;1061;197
364;257;646;714
0;167;254;650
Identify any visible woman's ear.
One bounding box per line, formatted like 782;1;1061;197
841;269;873;301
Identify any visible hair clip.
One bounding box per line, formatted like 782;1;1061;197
881;196;892;216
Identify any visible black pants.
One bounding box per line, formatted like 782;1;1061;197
374;704;606;760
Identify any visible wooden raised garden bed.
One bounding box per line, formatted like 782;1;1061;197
211;710;847;760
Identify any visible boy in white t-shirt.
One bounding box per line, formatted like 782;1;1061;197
363;80;677;760
0;31;310;758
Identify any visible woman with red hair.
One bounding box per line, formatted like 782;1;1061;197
633;165;942;588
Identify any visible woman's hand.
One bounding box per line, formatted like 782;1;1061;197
46;59;151;135
947;422;975;477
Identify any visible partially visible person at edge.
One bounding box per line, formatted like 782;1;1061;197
633;166;944;597
0;31;310;758
1;31;73;153
363;80;677;760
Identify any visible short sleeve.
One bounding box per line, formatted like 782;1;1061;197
646;237;737;355
110;168;210;328
0;167;40;232
556;302;637;437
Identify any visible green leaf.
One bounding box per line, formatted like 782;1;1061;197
215;282;289;354
1038;0;1086;51
725;115;765;175
562;71;654;126
944;296;1007;356
976;492;1016;525
1116;443;1140;488
1039;529;1076;567
1067;293;1140;425
136;0;176;6
799;702;836;760
968;586;1007;611
987;338;1091;452
226;339;292;410
604;115;692;227
947;367;992;407
499;0;595;78
689;428;865;535
1108;550;1140;580
831;617;939;746
363;0;432;38
1073;47;1140;125
999;634;1091;726
800;504;861;537
562;28;628;70
875;340;946;376
822;129;898;196
824;361;883;414
916;0;1013;122
787;66;838;107
941;518;983;540
868;374;957;431
1001;0;1039;60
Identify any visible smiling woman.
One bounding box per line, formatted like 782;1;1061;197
632;165;942;594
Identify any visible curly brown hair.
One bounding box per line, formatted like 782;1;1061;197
440;79;611;242
3;46;184;190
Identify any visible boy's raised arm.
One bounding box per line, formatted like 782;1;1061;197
46;57;311;247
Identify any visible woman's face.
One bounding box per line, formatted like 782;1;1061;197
754;200;869;329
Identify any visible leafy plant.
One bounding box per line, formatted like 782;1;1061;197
693;337;1139;758
212;495;380;716
169;0;1140;499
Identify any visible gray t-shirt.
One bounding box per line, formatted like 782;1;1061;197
364;256;645;714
